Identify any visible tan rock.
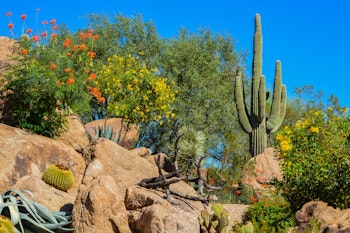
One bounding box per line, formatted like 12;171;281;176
84;118;139;149
56;114;90;152
0;123;85;211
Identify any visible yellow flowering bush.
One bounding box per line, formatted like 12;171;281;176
95;54;176;124
275;108;350;211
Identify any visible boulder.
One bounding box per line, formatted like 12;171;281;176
84;118;139;149
296;201;350;232
56;114;90;152
0;123;86;211
241;147;282;198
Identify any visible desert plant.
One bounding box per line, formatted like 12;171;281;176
42;165;74;192
0;215;14;233
0;189;73;233
234;14;286;156
200;203;229;233
242;195;295;233
274;107;350;211
93;124;119;143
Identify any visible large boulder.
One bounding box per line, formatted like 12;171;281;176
0;123;86;211
241;147;282;198
84;118;139;149
296;201;350;233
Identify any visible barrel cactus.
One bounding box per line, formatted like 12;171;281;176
0;216;14;233
235;14;286;156
42;164;74;191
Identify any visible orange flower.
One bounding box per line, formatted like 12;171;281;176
50;63;56;70
20;13;27;20
235;190;241;195
66;77;75;84
31;35;41;42
41;31;47;37
52;25;59;30
88;73;97;80
8;23;14;29
26;28;33;34
63;38;72;48
79;32;87;40
73;45;78;51
85;69;90;74
249;196;258;204
51;33;57;39
21;49;28;55
79;44;87;51
65;52;71;56
5;12;12;17
98;96;105;103
88;51;96;59
42;20;48;25
49;19;56;24
92;34;99;40
64;68;71;73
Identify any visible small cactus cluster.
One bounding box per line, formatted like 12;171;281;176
234;14;286;156
0;215;14;233
42;164;74;192
200;203;229;233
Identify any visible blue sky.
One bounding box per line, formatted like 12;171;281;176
1;0;350;108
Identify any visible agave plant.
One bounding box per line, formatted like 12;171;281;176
0;189;73;233
94;124;119;143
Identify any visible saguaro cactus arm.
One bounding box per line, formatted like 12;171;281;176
266;60;287;132
234;67;252;133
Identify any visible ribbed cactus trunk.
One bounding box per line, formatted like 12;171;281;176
234;14;287;156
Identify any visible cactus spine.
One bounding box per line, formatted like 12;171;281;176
235;14;286;156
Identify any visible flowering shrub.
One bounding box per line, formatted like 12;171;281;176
95;54;176;124
2;11;100;137
275;108;350;211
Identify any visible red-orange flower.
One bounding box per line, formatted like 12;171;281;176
21;49;28;55
73;45;78;51
52;25;59;30
92;34;99;40
66;77;75;84
42;20;48;25
8;23;14;29
20;14;27;20
63;38;72;48
79;44;87;51
64;68;71;73
26;28;33;34
31;35;41;42
79;32;87;41
49;19;56;24
235;190;241;195
249;196;258;204
65;52;71;56
50;63;56;70
5;12;12;17
51;33;57;39
85;69;90;74
88;51;96;59
41;31;47;37
88;73;97;80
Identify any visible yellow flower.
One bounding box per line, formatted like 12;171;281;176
280;139;292;152
309;126;319;133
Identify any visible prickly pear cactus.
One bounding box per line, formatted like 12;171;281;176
200;203;229;233
42;164;74;191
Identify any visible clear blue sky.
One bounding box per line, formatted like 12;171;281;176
2;0;350;108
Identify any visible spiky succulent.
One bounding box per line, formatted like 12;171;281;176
0;189;73;233
42;165;74;192
94;124;119;143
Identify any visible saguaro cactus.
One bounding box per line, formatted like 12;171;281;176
235;14;286;156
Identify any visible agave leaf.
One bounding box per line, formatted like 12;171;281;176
32;201;58;224
8;196;20;225
19;213;55;233
42;221;72;230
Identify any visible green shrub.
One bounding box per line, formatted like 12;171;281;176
275;108;350;211
242;195;295;233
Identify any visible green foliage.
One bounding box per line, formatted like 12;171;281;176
200;203;229;233
176;125;206;176
42;164;74;192
241;195;295;233
0;189;73;233
234;14;286;156
0;215;14;233
2;29;100;137
95;54;176;124
274;107;350;211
